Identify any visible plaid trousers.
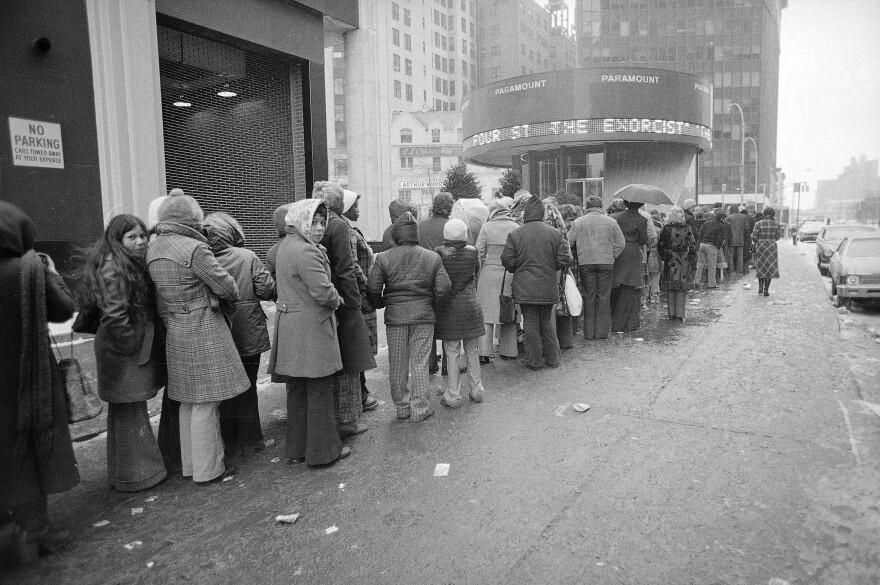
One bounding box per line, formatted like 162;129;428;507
386;324;434;421
334;371;363;425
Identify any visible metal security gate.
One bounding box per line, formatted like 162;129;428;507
158;25;306;258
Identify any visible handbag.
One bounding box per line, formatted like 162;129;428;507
53;333;103;423
498;271;516;324
71;303;100;335
556;270;582;317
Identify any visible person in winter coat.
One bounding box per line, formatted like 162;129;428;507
381;198;417;250
751;206;782;296
265;203;290;278
79;214;166;492
0;202;79;561
476;198;521;360
342;189;380;412
268;199;351;466
694;209;726;289
147;195;248;485
658;207;698;321
610;201;649;332
727;205;749;276
500;195;572;370
568;196;625;340
419;192;454;375
368;212;452;422
682;199;699;240
434;219;485;408
316;181;378;438
203;212;277;456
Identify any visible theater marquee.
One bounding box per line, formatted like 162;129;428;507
462;67;712;167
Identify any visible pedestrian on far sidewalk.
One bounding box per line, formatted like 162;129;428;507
368;212;452;422
316;182;377;439
658;207;698;321
752;207;782;296
568;196;625;340
78;214;167;492
501;194;572;369
434;219;485;408
267;199;351;466
203;212;277;457
148;195;248;485
341;189;380;413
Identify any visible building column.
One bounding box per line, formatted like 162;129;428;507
85;0;166;223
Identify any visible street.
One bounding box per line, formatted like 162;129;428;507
6;241;880;585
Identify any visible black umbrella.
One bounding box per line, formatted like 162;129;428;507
613;184;674;206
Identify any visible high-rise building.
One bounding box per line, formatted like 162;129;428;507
815;155;880;221
477;0;578;84
575;0;785;205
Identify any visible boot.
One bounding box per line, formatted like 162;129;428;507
758;279;765;295
763;279;770;296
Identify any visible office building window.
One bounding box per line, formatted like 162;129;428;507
404;33;412;51
449;81;455;96
405;59;412;76
392;28;400;46
400;128;412;143
491;66;500;78
435;77;442;92
463;82;469;95
462;39;467;54
405;84;413;101
404;8;410;26
392;2;399;20
432;156;441;171
461;17;467;33
398;189;412;202
393;54;401;72
462;61;468;75
442;57;448;72
431;128;441;143
435;98;443;110
449;59;455;74
394;80;402;98
442;79;449;95
400;156;414;169
334;158;348;177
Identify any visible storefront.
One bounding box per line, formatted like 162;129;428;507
1;0;356;266
461;67;712;207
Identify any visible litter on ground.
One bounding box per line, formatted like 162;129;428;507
572;403;590;412
275;513;300;524
433;463;450;477
131;508;144;515
123;541;143;550
92;520;109;528
325;526;339;535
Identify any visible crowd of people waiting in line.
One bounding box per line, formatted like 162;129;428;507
0;183;782;564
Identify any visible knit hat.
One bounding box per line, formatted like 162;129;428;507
682;198;697;210
443;218;468;241
147;196;168;230
158;194;204;230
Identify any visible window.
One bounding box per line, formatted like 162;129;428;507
442;35;448;51
441;13;447;29
400;128;412;143
405;84;413;101
394;80;402;98
491;66;500;78
461;17;467;33
404;8;411;26
463;82;469;95
435;98;443;110
398;189;412;202
392;28;400;46
434;31;440;48
434;54;441;69
462;39;467;54
400;156;414;168
442;57;448;72
432;156;441;171
431;128;441;143
449;59;455;74
435;77;442;92
450;80;456;96
392;2;399;20
405;59;412;76
335;121;346;147
433;9;439;25
442;79;448;95
461;60;468;75
334;158;348;177
393;54;401;72
404;33;412;51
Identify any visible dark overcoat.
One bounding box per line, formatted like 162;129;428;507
610;209;648;287
94;258;165;403
320;212;377;374
433;242;485;340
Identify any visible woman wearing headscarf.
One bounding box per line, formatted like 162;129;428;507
751;207;782;296
147;195;248;484
268;199;350;465
78;214;166;492
610;200;649;332
434;219;485;407
475;197;520;361
0;202;79;559
342;189;380;411
658;207;698;321
315;181;377;438
203;212;277;457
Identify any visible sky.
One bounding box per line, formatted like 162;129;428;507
776;0;880;208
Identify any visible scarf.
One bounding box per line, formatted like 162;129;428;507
17;250;54;461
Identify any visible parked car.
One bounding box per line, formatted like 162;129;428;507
829;235;880;309
797;220;825;243
815;224;878;275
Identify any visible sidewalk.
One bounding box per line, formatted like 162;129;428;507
9;242;879;584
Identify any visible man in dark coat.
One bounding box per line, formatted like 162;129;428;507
727;204;749;276
316;182;378;437
418;192;454;374
500;195;572;370
381;199;417;251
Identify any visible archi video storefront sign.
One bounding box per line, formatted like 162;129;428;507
461;67;712;167
8;117;64;169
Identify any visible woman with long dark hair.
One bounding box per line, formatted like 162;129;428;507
79;214;167;492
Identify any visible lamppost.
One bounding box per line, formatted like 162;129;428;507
726;103;745;204
744;136;758;207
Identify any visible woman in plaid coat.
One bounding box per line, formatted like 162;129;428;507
751;207;782;296
147;196;248;484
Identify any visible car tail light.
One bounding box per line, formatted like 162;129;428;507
824;250;833;257
846;275;860;286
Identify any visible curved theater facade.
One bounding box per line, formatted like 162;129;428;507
462;67;712;205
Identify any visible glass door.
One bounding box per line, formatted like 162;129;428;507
564;178;603;207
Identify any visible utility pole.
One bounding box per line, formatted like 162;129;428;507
727;103;746;204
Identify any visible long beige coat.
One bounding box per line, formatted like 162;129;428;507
268;227;343;380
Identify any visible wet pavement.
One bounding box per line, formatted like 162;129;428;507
6;241;880;585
